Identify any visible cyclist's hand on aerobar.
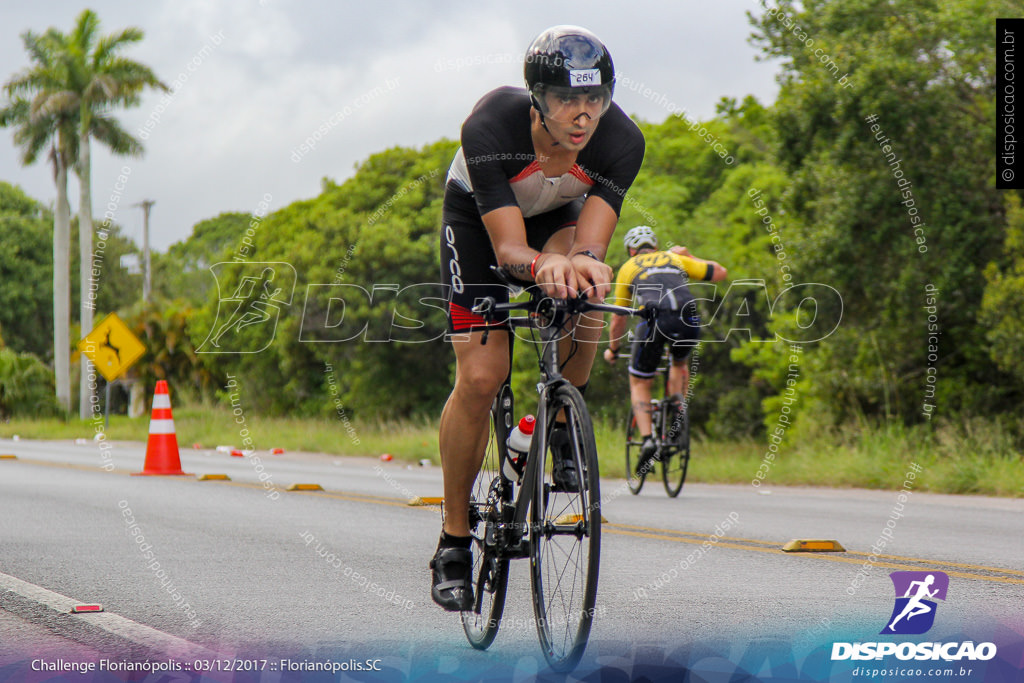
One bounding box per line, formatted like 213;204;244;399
569;252;613;301
533;253;577;299
534;252;613;300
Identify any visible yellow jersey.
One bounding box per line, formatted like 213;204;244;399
610;250;714;308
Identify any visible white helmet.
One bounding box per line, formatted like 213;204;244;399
623;225;658;250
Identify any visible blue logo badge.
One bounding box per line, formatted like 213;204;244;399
880;571;948;635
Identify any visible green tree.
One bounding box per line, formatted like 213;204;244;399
0;183;53;360
124;300;216;402
585;97;780;435
0;348;60;419
980;193;1024;387
153;212;252;306
185;142;457;418
1;35;78;412
748;0;1016;424
69;218;144;321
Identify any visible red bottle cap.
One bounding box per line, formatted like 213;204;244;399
519;415;536;435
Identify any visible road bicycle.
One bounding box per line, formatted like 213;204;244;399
459;268;651;672
624;350;691;497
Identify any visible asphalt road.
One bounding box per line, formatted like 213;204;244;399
1;438;1022;679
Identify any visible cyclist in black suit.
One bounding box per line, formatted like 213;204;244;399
432;26;645;611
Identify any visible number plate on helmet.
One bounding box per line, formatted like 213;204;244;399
569;69;601;86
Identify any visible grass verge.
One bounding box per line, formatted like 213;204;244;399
1;410;1020;497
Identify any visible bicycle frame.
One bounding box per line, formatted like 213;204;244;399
652;350;676;438
472;277;651;557
624;339;693;496
464;268;654;669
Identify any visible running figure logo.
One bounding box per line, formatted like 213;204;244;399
881;571;949;635
197;262;296;354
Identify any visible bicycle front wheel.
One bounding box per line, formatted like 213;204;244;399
662;404;690;498
461;383;512;649
530;383;600;673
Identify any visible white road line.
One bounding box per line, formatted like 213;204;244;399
0;570;220;659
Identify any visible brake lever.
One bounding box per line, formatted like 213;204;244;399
471;297;496;345
471;296;493;316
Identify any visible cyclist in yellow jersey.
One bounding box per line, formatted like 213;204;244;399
603;225;728;474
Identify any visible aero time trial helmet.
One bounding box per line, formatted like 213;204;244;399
524;26;615;123
623;225;658;250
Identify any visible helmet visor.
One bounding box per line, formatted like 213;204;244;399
532;84;613;123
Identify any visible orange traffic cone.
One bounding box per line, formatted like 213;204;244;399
133;381;192;476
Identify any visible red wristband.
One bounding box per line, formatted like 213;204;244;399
530;252;543;279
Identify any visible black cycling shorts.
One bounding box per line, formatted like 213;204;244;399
629;302;701;378
440;198;583;332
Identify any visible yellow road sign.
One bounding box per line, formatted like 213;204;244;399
78;313;146;382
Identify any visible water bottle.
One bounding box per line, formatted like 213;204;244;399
502;415;535;482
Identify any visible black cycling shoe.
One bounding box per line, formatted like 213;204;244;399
635;436;659;477
549;427;580;493
429;547;474;611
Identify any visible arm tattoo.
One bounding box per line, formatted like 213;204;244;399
497;263;532;282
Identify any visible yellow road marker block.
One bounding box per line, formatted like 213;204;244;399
287;483;324;491
0;454;17;460
782;539;846;552
198;474;230;481
555;513;610;525
408;496;445;506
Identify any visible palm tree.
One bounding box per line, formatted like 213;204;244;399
59;10;166;418
4;10;166;417
1;30;80;413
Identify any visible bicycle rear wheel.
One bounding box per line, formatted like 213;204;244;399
461;383;512;649
624;408;645;495
662;403;690;498
530;383;600;672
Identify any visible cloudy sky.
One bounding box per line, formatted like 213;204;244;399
0;1;782;251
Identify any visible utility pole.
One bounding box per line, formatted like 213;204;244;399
128;200;154;421
134;200;155;303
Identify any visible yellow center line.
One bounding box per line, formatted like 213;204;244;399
843;550;1024;576
284;488;417;509
610;522;1024;576
608;522;778;546
205;480;418;508
605;527;1024;586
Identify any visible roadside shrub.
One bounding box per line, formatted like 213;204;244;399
0;348;61;419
